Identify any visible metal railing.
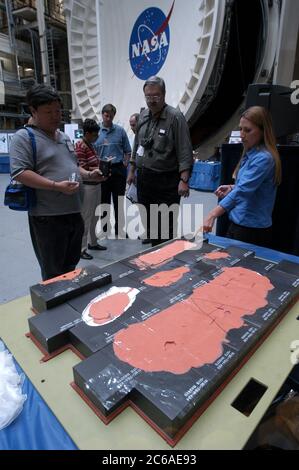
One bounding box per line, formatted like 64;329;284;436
45;0;65;24
11;0;65;24
11;0;36;10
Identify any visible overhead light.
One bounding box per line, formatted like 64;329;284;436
24;68;33;72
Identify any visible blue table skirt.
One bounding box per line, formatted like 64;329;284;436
0;346;77;450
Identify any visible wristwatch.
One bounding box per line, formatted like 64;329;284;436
180;176;189;183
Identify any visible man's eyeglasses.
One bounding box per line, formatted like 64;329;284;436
144;95;162;102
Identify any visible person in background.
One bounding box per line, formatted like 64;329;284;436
9;84;84;280
94;104;131;238
201;106;281;248
129;113;140;135
127;113;139;170
127;76;193;246
207;146;221;162
75;119;108;260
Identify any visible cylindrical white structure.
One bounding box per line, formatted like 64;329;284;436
64;0;296;147
64;0;226;128
36;0;50;85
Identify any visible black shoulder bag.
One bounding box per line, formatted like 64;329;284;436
4;127;37;211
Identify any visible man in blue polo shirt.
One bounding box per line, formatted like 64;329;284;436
94;104;131;238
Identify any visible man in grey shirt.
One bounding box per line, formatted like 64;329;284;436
127;76;193;246
9;84;103;280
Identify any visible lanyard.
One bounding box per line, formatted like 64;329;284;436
144;105;167;140
144;118;159;142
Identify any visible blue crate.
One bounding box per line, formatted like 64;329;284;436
189;161;221;192
0;155;10;174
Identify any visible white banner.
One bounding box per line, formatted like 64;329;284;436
0;80;4;105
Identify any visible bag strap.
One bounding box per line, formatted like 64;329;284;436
24;126;37;169
9;127;37;184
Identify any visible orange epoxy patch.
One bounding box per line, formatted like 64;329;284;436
204;252;230;260
143;266;190;287
82;286;140;327
113;267;274;374
41;268;82;285
131;240;197;270
90;293;130;325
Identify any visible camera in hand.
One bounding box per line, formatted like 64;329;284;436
141;137;153;149
99;159;111;177
69;172;78;182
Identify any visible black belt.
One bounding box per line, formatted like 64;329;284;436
230;221;272;231
138;167;178;175
111;162;124;167
83;181;100;186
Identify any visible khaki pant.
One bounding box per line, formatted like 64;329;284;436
81;183;102;251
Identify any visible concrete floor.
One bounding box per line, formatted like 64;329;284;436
0;173;217;304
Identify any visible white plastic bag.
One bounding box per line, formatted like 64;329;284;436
0;341;27;430
126;183;138;204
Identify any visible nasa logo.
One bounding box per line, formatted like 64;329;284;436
129;6;173;80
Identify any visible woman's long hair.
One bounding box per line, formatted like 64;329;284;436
234;106;281;185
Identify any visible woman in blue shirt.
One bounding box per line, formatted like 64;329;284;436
202;106;281;248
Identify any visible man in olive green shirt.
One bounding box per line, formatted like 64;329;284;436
127;76;193;246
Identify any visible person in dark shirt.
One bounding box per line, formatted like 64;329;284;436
127;76;193;246
129;113;140;135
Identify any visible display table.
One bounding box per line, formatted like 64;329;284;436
1;235;299;450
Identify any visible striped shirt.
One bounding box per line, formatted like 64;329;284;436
75;139;99;170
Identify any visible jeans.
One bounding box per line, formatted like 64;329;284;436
81;183;102;250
